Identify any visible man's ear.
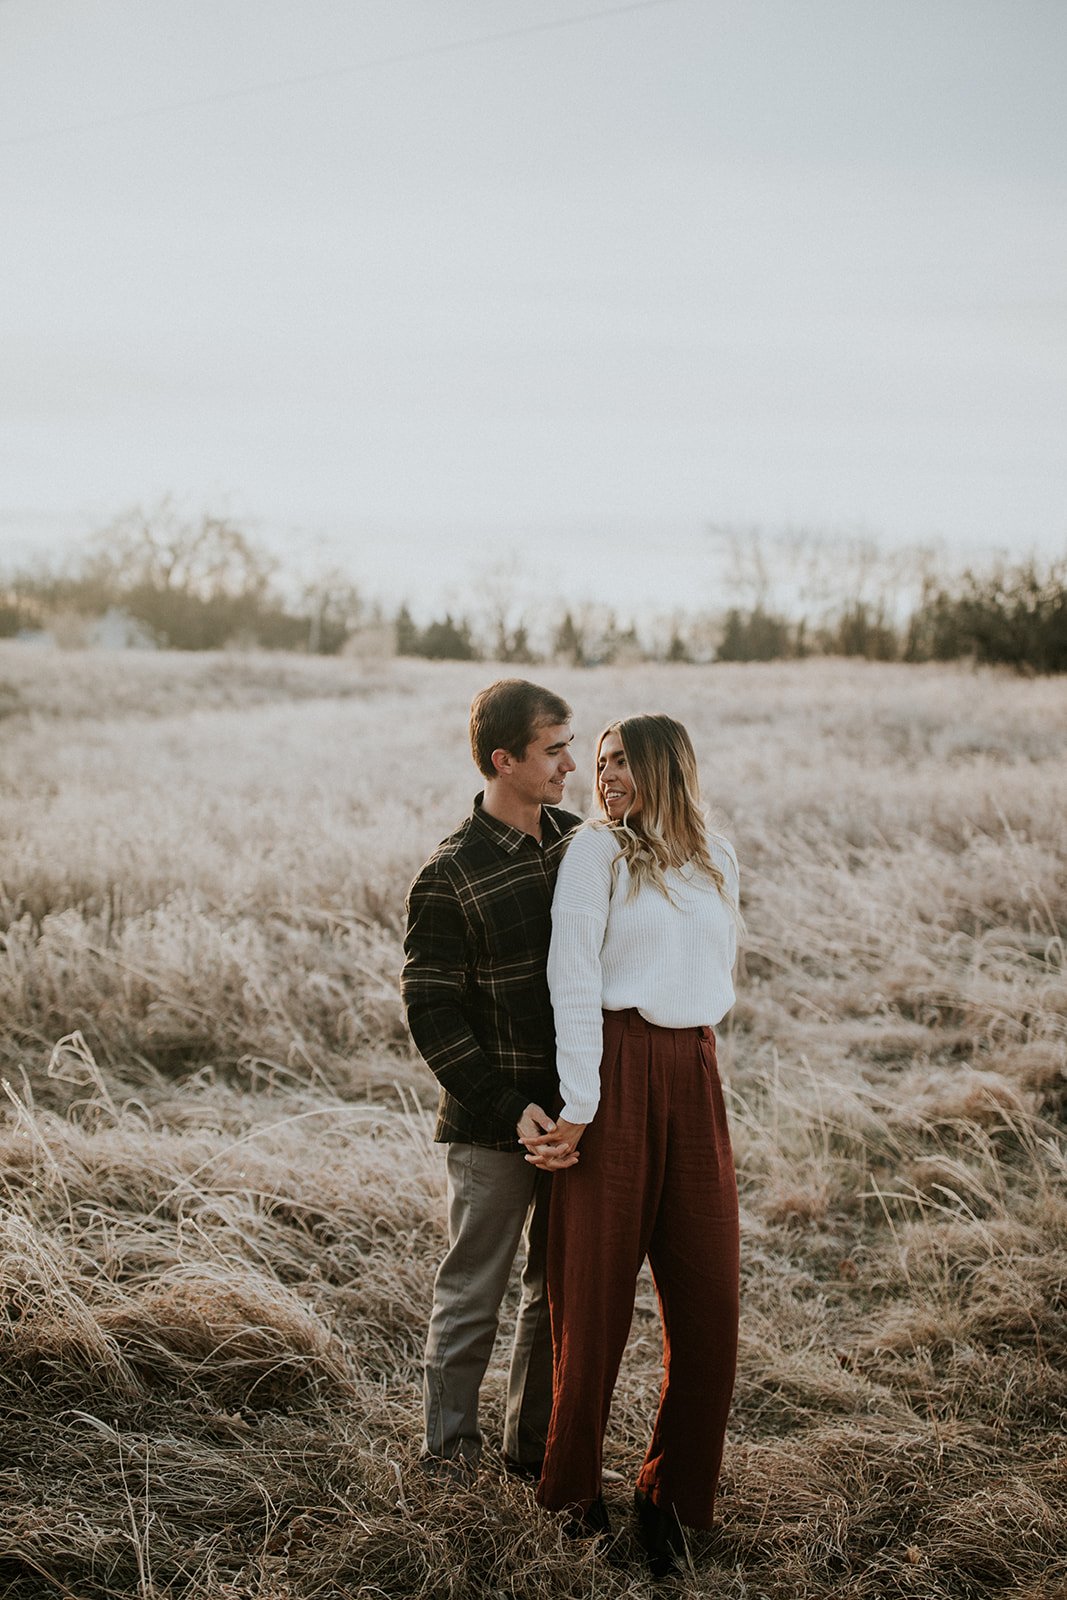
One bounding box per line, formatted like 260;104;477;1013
490;747;513;777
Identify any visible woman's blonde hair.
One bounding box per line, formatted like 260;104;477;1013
594;713;733;907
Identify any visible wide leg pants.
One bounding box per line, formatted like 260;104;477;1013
423;1143;552;1468
536;1009;740;1528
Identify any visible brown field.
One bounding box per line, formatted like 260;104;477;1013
1;644;1065;1600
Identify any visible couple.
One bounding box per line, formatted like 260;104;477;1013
401;678;740;1573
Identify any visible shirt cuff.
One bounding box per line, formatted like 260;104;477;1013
496;1086;536;1131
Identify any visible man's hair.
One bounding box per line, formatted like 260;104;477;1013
469;679;572;779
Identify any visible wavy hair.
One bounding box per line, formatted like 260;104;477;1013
594;714;735;911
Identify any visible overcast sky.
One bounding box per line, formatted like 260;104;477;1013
1;0;1065;614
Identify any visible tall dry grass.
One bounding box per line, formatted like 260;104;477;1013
0;644;1064;1598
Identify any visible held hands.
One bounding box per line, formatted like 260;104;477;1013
517;1103;586;1171
516;1103;558;1145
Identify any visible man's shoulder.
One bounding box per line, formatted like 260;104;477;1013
410;804;582;892
412;815;482;883
547;806;583;840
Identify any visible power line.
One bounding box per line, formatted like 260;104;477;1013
0;0;683;150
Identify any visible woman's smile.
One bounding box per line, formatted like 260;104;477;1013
597;731;640;817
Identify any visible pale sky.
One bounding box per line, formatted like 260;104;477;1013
1;0;1065;614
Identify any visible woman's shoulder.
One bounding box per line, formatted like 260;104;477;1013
562;818;621;861
705;829;739;882
557;819;624;878
553;820;620;910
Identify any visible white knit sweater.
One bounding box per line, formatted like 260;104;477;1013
547;821;739;1124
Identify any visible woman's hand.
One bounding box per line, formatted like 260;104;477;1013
521;1117;586;1171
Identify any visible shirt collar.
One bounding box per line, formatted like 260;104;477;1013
471;792;568;855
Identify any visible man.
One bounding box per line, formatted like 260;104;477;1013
401;678;581;1479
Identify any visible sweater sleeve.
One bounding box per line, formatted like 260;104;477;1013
713;834;740;971
547;825;615;1124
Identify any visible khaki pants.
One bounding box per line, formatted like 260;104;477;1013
423;1143;552;1468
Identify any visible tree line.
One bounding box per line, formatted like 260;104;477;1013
1;505;368;655
2;506;1064;672
712;563;1067;672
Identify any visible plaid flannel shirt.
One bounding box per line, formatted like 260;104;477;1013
402;795;582;1149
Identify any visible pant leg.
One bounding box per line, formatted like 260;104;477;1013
537;1012;665;1514
638;1026;740;1529
423;1142;543;1464
503;1167;553;1465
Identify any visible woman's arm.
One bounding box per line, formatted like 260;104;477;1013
522;826;615;1169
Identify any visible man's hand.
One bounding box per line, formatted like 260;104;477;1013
516;1102;557;1145
521;1116;586;1171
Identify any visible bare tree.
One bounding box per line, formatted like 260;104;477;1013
300;567;364;654
87;499;275;601
709;522;773;610
472;555;538;661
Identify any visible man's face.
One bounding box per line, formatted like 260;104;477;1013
505;721;576;807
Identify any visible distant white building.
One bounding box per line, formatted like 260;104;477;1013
89;606;157;650
15;606;157;650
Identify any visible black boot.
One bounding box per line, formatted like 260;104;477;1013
563;1494;612;1543
633;1488;686;1578
501;1453;544;1483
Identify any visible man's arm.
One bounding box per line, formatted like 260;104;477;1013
402;861;555;1135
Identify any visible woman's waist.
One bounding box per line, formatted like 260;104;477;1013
603;1005;714;1039
598;976;734;1029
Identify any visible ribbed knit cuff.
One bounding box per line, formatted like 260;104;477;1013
559;1098;599;1125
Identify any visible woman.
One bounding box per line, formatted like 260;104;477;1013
523;714;741;1574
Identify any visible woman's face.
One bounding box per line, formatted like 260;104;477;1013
597;731;641;819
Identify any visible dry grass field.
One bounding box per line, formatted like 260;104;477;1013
1;643;1065;1600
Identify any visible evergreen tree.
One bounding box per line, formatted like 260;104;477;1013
395;604;420;655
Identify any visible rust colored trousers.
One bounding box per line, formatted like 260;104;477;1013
536;1009;740;1529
